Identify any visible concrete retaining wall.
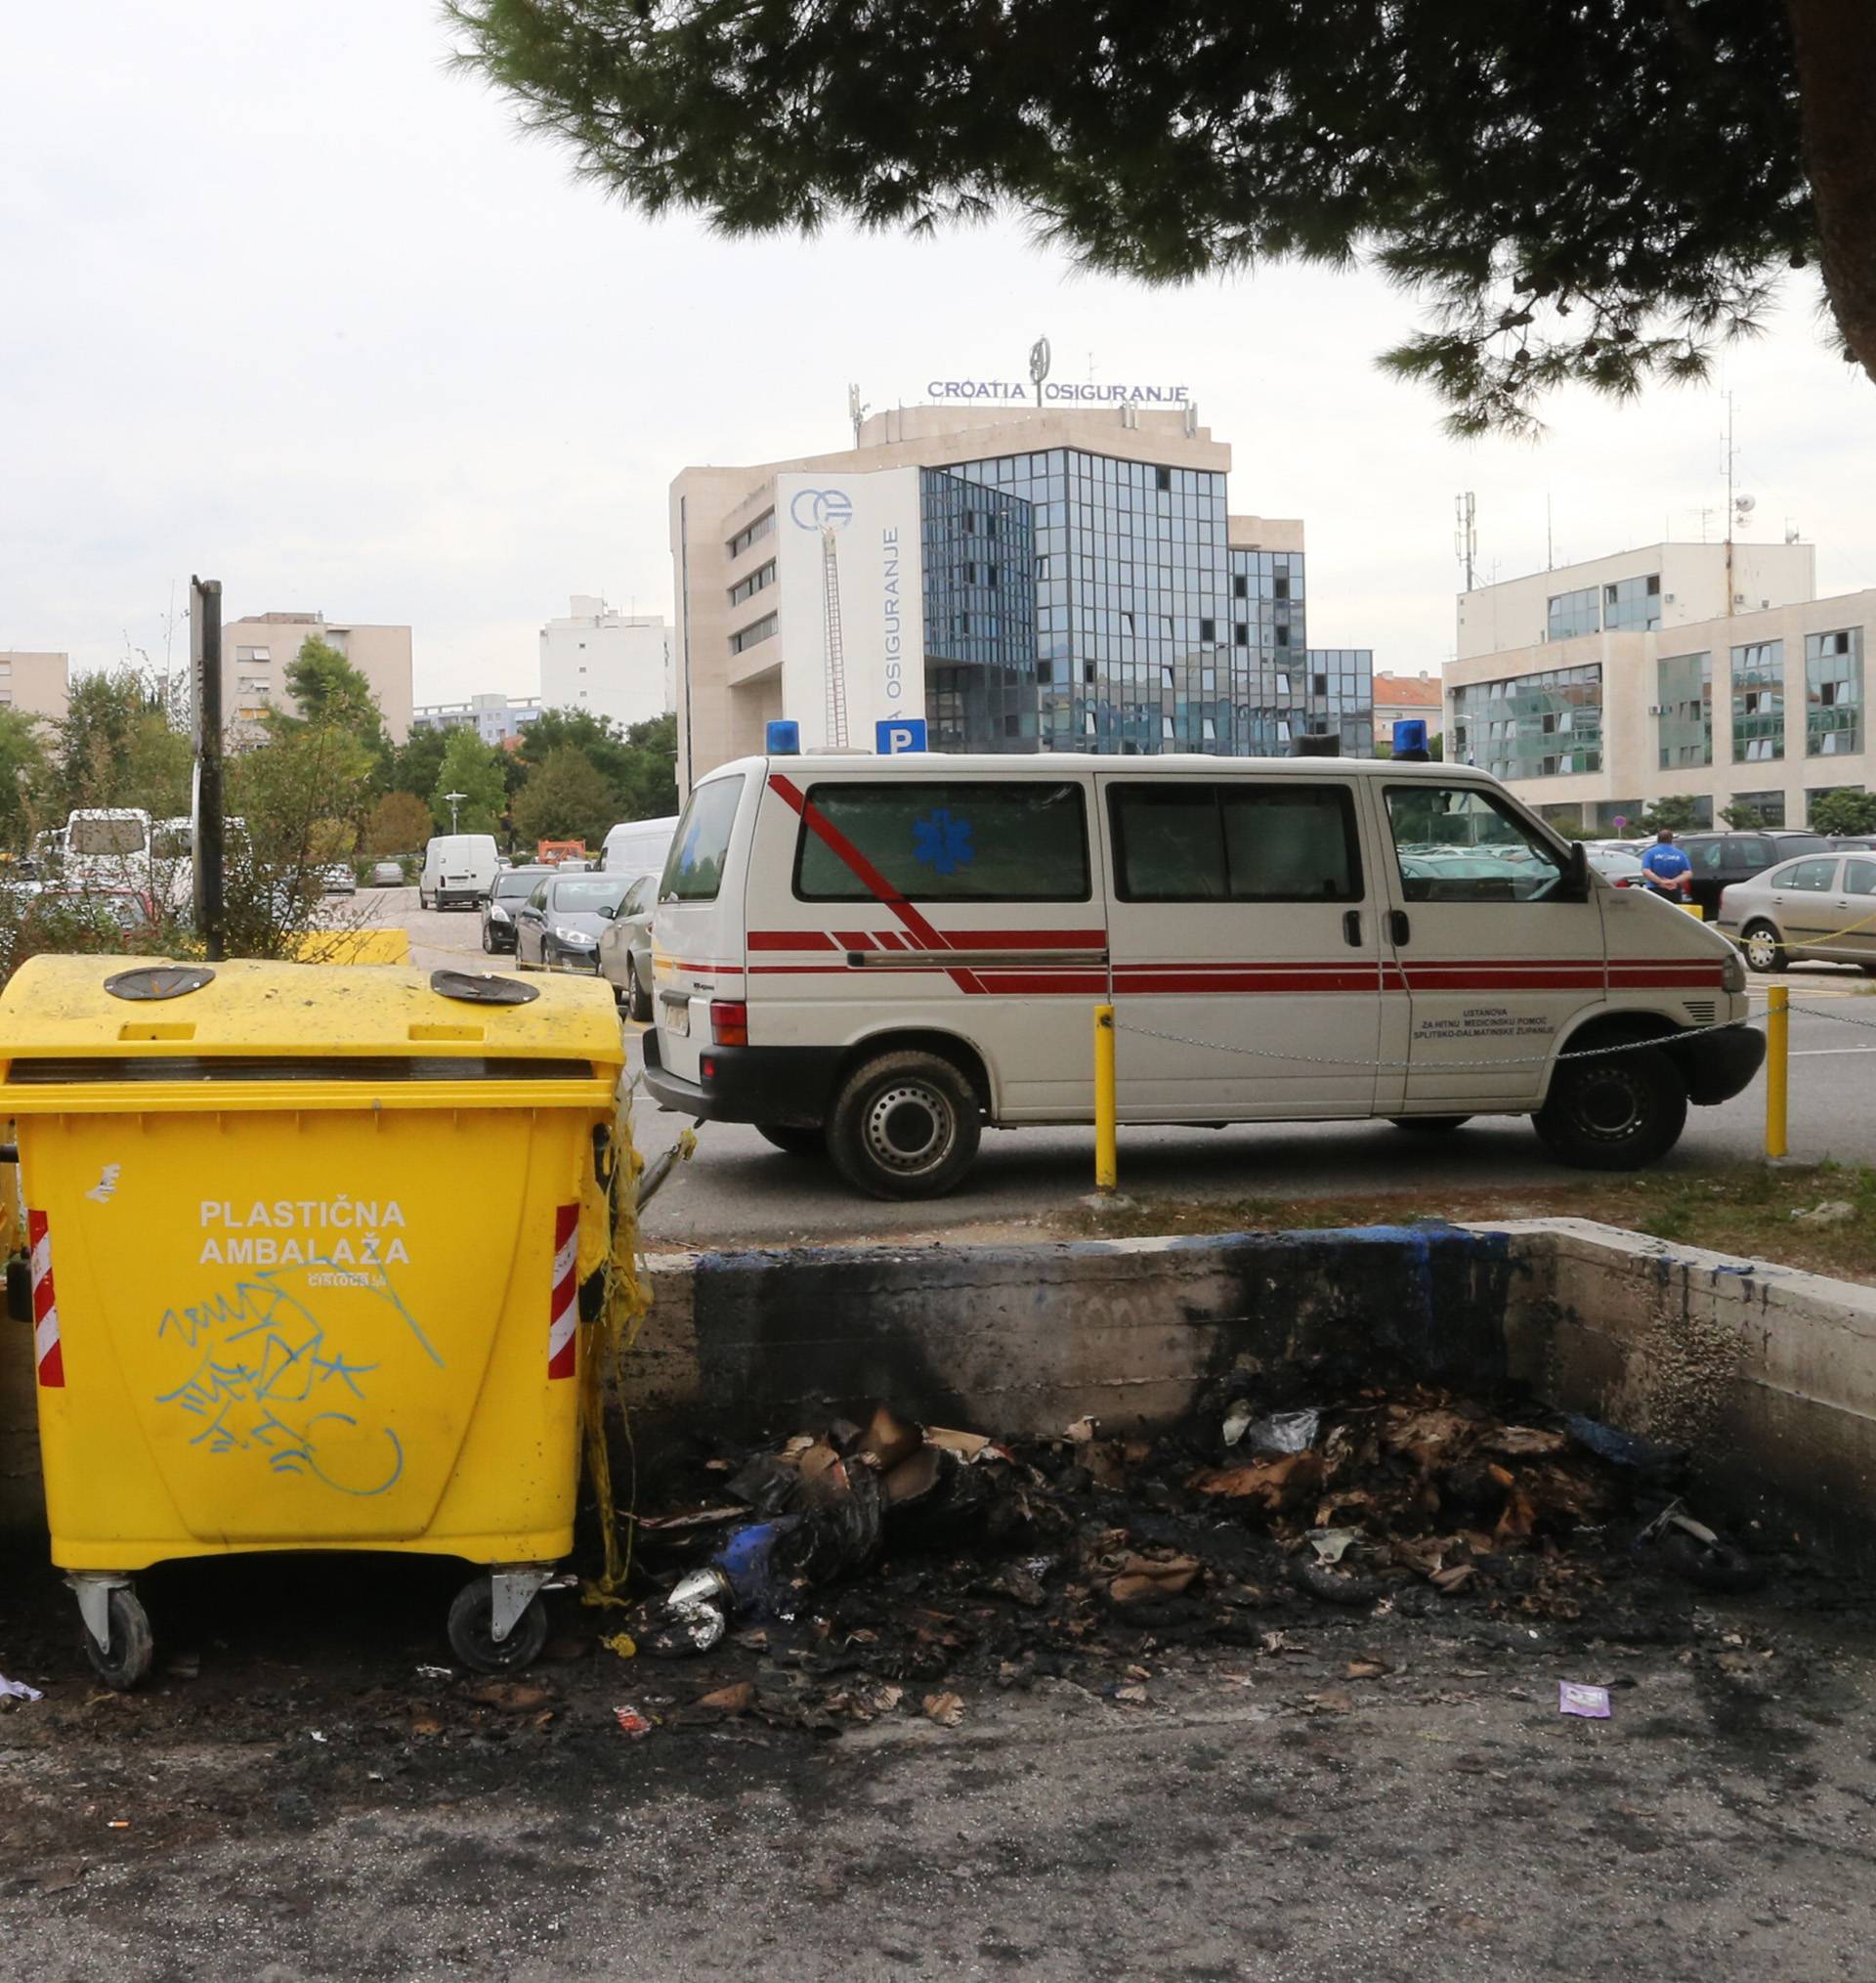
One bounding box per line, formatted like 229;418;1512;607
5;1219;1873;1549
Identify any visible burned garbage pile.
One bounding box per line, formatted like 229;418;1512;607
621;1388;1729;1727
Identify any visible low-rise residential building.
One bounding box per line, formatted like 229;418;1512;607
222;612;414;744
410;693;542;749
0;651;70;724
1443;540;1876;830
1371;670;1442;751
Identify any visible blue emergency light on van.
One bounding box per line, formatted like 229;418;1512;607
1392;718;1429;757
766;719;801;754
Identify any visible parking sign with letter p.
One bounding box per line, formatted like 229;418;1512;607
875;718;928;754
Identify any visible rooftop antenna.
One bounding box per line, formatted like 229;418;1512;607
1454;492;1477;592
1546;494;1554;572
1723;391;1739;617
847;382;869;448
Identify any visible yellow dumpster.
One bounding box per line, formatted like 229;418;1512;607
0;956;624;1687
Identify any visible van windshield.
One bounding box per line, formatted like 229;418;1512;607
663;777;745;902
69;817;147;856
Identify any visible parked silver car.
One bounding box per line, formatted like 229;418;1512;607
597;872;658;1018
1716;848;1876;973
513;871;632;973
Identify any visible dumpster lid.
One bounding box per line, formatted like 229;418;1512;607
0;954;624;1069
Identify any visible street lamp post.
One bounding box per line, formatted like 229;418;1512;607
445;790;467;834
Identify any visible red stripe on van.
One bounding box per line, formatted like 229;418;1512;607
747;930;837;952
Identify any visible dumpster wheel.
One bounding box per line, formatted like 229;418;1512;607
448;1576;549;1673
78;1584;154;1692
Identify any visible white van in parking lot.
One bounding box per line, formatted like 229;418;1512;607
598;814;679;880
419;833;499;911
640;754;1763;1198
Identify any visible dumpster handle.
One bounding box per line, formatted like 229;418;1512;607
0;1144;15;1163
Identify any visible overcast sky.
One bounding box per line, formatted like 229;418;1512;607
7;1;1876;708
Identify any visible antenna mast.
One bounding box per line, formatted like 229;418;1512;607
1454;493;1476;592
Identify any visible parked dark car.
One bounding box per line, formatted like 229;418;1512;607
481;864;550;954
512;872;632;973
1673;830;1830;919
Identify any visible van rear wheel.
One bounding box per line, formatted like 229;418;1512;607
1533;1043;1687;1171
828;1051;981;1200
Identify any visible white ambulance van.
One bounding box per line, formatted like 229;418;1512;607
640;755;1762;1199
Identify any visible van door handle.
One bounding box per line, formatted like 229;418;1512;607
1388;909;1411;946
1343;909;1362;948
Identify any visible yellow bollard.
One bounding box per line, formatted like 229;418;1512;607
1093;1003;1118;1192
1766;984;1789;1160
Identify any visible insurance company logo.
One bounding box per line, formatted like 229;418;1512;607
789;487;854;530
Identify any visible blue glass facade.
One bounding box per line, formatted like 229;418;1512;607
918;449;1368;756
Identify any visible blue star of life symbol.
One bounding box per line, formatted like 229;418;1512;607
912;808;974;877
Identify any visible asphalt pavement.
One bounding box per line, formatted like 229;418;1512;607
369;886;1876;1248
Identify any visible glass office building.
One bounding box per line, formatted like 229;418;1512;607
919;449;1369;756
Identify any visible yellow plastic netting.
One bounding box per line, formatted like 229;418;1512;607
576;1081;695;1610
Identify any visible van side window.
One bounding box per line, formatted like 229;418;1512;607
793;782;1089;902
662;776;746;902
1386;785;1564;903
1108;783;1362;902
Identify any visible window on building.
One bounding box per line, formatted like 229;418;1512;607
1546;585;1600;641
793;781;1090;901
1156;467;1172;493
1730;640;1785;761
726;511;775;559
1233;574;1248;599
1161;714;1174;740
1603;574;1662;632
1312;672;1329;696
1275;625;1291;647
1729;788;1787;828
1806;627;1863;756
1656;652;1714;768
729;612;778;656
728;558;776;609
1199;618;1215;643
1449;665;1603;780
1109;782;1363;902
1234;624;1249;647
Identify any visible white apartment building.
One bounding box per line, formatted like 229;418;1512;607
1443;540;1875;830
222;612;414;744
538;597;673;734
0;651;70;724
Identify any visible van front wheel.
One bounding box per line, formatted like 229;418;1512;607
828;1051;981;1199
1533;1043;1687;1171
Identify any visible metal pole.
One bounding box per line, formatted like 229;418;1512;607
1093;1003;1118;1191
1765;985;1789;1160
191;577;225;962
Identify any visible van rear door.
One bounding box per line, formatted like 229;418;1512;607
653;772;753;1085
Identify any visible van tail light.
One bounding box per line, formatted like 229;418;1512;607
710;1001;748;1048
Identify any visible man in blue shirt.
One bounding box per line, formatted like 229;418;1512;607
1639;829;1692;898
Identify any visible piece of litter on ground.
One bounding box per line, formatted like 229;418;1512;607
0;1674;44;1704
613;1703;654;1738
309;1729;328;1744
415;1664;454;1682
1309;1528;1361;1564
106;1821;129;1830
923;1691;965;1727
601;1631;637;1660
1558;1681;1612;1719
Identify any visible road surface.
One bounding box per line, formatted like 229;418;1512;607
367;885;1876;1247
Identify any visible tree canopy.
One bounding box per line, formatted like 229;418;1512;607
431;728;508;835
1808;789;1876;836
512;744;616;849
448;0;1876;434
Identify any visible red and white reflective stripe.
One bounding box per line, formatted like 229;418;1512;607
547;1204;578;1380
27;1210;64;1390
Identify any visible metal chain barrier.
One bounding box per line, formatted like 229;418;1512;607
1110;1010;1769;1073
